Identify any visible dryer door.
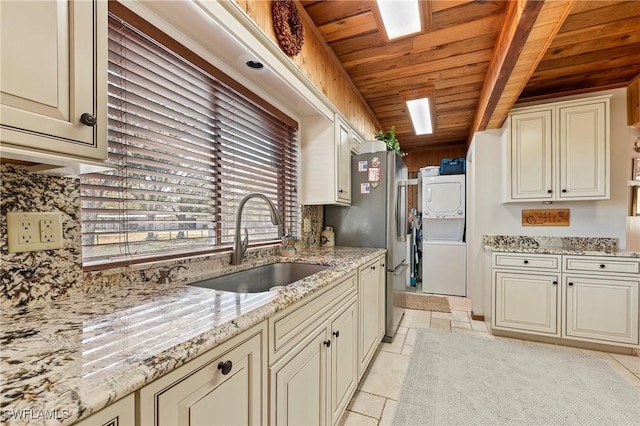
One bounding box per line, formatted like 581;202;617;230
423;180;463;216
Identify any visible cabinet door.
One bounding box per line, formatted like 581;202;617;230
558;101;608;199
564;275;639;345
493;271;560;336
358;261;381;378
378;257;386;340
330;299;358;425
0;0;106;160
271;327;328;426
509;109;553;200
335;115;351;204
144;332;264;426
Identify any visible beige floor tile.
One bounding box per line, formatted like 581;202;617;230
401;344;414;356
432;309;469;322
603;358;640;390
400;309;431;328
337;410;378;426
379;332;406;354
451;320;472;329
610;353;640;375
379;400;397;426
358;350;411;400
447;296;472;312
430;317;451;332
346;390;386;420
470;319;488;332
395;326;408;336
405;328;418;345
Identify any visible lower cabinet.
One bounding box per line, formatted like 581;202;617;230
75;393;135;426
492;253;640;347
139;322;267;426
358;255;385;379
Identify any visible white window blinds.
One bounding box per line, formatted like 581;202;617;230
81;12;298;267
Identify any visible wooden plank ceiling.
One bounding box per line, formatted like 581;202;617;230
300;0;640;153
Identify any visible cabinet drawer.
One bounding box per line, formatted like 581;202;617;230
269;272;357;362
493;253;560;271
564;256;640;275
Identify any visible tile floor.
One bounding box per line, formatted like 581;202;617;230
338;296;640;426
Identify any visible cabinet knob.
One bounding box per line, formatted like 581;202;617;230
338;189;344;193
217;360;233;375
523;260;529;264
562;189;567;193
600;264;606;269
552;280;558;285
547;190;552;194
333;331;340;338
568;282;574;287
80;113;97;127
324;340;331;347
371;265;376;271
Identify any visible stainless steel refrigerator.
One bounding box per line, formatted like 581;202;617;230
325;151;408;342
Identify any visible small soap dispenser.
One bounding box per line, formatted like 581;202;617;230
281;229;296;257
320;226;335;247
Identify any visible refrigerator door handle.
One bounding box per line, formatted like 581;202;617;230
397;182;407;241
387;260;408;273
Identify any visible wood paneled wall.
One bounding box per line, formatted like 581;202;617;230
234;0;381;139
405;145;468;211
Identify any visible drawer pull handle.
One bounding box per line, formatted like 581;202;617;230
552;281;558;285
80;113;97;127
568;282;574;287
523;260;529;264
600;264;605;269
333;331;340;338
324;340;331;347
218;360;233;375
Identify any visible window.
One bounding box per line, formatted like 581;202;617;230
81;11;298;267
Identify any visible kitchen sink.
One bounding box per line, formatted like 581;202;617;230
188;262;329;293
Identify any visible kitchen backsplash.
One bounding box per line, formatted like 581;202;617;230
1;164;324;307
0;164;83;308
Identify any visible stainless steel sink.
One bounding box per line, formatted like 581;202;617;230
188;263;329;293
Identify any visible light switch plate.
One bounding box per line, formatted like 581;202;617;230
7;212;64;253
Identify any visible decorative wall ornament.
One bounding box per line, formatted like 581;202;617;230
273;0;304;57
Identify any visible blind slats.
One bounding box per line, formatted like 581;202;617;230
81;13;298;266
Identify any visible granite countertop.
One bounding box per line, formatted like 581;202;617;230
482;235;640;258
0;247;385;425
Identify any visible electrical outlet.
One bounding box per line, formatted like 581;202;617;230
7;212;64;253
303;218;311;232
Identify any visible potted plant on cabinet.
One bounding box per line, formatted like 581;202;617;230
374;126;406;156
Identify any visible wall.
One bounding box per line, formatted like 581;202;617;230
467;88;631;318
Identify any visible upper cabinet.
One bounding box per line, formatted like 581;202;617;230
0;0;107;164
628;75;640;128
506;96;610;202
301;113;353;205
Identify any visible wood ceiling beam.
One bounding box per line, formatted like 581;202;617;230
467;0;576;146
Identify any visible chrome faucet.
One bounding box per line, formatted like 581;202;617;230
231;193;282;265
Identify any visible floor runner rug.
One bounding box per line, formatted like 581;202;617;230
394;329;640;425
403;293;451;313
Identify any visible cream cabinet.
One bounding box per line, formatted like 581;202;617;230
0;0;107;165
492;253;561;337
301;113;353;205
507;96;610;202
139;322;267;426
268;272;358;426
563;256;639;346
74;394;135;426
492;252;640;347
358;255;385;379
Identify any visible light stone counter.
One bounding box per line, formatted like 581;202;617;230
0;246;385;425
482;235;640;258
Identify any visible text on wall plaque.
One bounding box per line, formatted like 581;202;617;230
522;209;570;226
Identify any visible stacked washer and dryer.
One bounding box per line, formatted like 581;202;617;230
418;167;466;297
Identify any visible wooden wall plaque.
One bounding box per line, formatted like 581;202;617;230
522;209;570;226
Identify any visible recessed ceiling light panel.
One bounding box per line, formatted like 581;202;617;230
375;0;422;40
406;98;433;135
